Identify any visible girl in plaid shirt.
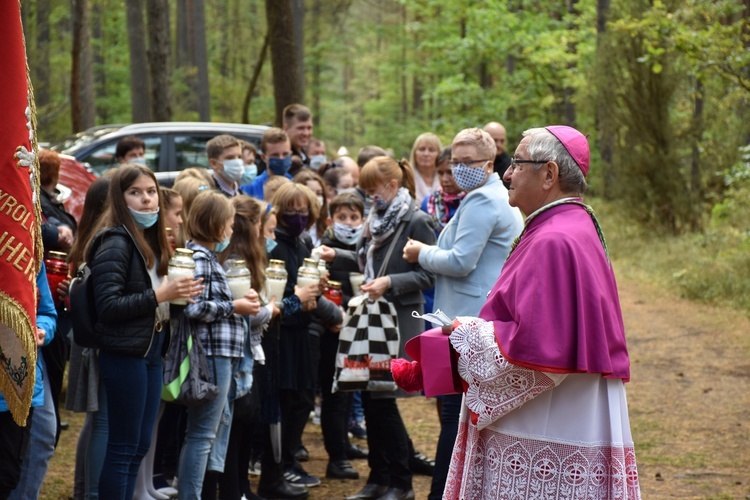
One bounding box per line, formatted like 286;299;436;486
179;191;261;498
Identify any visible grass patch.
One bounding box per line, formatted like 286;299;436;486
591;196;750;317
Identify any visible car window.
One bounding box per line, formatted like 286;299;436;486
79;135;161;177
173;134;214;170
172;133;263;171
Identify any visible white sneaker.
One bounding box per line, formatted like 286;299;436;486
156;486;178;499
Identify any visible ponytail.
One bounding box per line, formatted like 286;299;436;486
360;156;416;201
397;158;416;200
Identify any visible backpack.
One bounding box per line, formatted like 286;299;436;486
68;236;103;348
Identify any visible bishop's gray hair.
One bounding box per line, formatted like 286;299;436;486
522;128;587;196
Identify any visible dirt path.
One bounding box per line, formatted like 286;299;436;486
618;272;750;499
42;270;750;499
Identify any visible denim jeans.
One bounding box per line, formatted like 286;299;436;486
8;362;57;500
177;356;234;500
85;377;109;500
98;333;164;500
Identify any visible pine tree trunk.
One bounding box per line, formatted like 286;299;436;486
176;0;190;68
192;0;211;121
265;0;304;126
36;0;50;108
126;0;152;122
310;0;321;125
71;0;96;132
242;34;270;124
291;0;305;99
147;0;172;121
92;1;107;123
595;0;615;198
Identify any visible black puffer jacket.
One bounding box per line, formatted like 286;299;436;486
90;225;160;356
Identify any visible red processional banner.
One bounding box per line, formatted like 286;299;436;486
0;1;44;426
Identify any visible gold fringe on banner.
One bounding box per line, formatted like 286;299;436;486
0;293;37;426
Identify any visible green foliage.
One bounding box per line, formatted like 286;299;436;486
590;0;750;233
594;195;750;316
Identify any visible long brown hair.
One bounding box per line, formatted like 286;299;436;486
67;178;111;268
219;196;267;293
359;156;416;200
87;165;170;275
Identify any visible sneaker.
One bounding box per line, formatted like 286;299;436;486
409;451;435;476
248;459;261;476
312;404;321;425
284;467;321;488
155;486;178;498
348;421;367;439
294;445;310;462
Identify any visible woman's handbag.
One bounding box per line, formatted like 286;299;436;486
162;307;219;405
333;222;406;392
333;295;400;392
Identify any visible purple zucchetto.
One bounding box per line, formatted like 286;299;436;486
545;125;590;176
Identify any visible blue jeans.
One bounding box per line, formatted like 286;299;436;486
85;375;109;499
8;362;57;500
178;356;233;500
98;334;164;500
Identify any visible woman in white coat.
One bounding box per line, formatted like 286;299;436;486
403;127;523;500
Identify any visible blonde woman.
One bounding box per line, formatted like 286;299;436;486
409;133;442;202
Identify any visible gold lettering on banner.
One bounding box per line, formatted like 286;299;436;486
13;246;30;273
11;205;27;222
0;235;23;262
19;211;31;231
1;194;18;214
0;188;37;282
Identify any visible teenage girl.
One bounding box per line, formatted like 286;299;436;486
88;165;202;499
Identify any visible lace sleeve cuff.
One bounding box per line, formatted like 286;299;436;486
450;316;566;430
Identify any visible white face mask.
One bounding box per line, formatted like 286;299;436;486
221;158;244;182
309;155;328;171
333;222;363;245
129;156;147;166
316;195;325;208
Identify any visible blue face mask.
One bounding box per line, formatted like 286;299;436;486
265;237;277;253
128;206;159;229
240;163;258;185
268;155;292;176
214;235;230;253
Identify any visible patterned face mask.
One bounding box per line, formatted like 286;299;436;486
333;222;363;245
451;161;489;192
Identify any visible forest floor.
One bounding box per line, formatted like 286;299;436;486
41;269;750;499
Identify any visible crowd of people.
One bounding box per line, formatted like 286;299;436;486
0;101;641;500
